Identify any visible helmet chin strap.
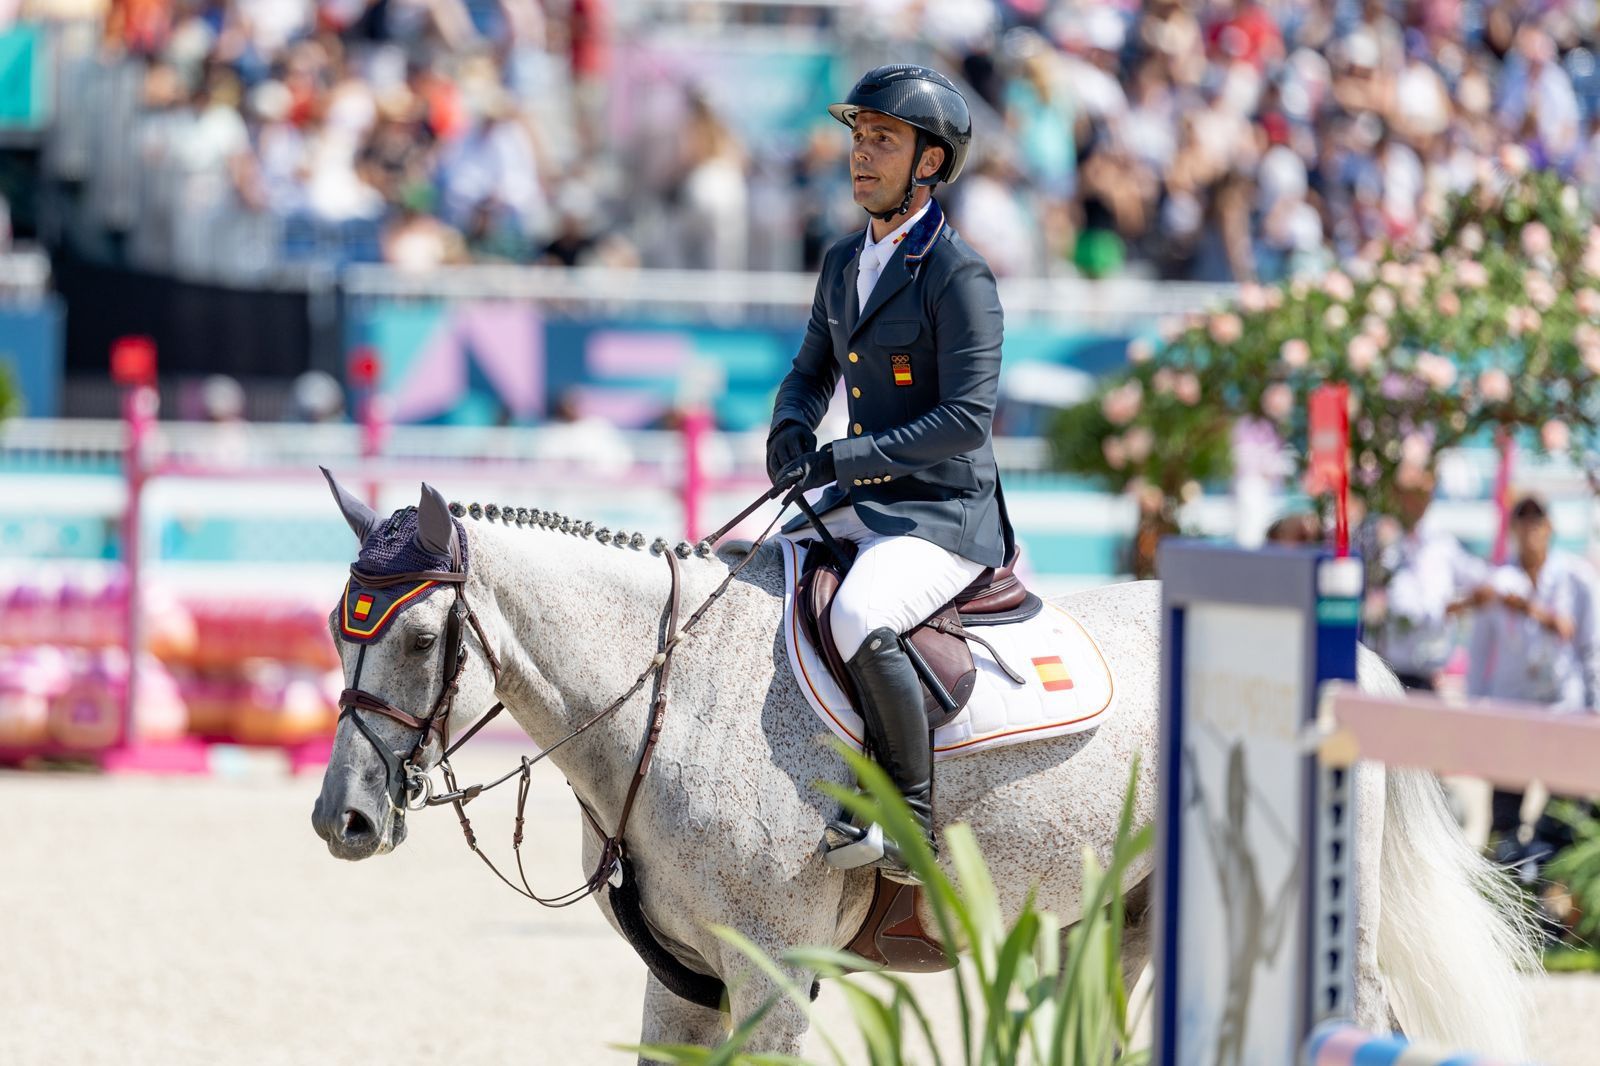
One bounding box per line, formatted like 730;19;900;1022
867;130;939;224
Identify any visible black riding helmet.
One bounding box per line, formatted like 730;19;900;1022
830;64;972;221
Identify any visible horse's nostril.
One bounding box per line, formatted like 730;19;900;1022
342;808;376;840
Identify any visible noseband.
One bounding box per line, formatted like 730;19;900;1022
337;555;503;815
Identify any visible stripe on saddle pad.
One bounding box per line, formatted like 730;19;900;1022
778;538;1117;760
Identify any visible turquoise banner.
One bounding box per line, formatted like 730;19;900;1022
0;24;50;129
343;301;1129;432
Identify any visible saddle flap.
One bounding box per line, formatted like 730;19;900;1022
904;607;977;730
844;874;952;973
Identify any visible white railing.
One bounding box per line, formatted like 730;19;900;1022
0;248;51;301
342;264;1237;325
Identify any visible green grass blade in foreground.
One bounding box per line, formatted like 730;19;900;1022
823;745;978;1061
712;925;848;1066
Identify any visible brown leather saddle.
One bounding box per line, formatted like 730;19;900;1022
796;540;1042;729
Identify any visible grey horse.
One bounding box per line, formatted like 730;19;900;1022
311;482;1535;1060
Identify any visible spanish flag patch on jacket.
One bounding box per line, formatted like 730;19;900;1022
892;354;913;386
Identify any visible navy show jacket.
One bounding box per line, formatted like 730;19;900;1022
769;198;1015;568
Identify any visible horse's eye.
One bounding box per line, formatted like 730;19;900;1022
413;634;437;651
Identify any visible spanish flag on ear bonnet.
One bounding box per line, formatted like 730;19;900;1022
338;506;467;644
828;64;972;185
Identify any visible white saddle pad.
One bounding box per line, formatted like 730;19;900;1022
777;538;1118;761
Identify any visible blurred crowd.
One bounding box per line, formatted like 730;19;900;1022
29;0;1600;280
914;0;1600;280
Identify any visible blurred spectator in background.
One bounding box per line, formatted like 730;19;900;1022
1468;495;1600;871
676;90;748;272
1371;469;1488;692
40;0;1600;279
1265;510;1322;545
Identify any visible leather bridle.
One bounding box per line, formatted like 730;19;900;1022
334;482;801;910
337;553;499;815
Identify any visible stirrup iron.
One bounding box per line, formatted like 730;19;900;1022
823;819;886;869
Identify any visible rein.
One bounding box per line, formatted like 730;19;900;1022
343;482;798;911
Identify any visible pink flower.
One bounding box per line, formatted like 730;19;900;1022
1456;260;1489;289
1499;143;1531;176
1347;334;1380;373
1280;338;1311;368
1436;290;1461;316
1152;367;1175;395
1102;435;1128;470
1174;372;1202;406
1584;346;1600;376
1238;283;1268;313
1579;289;1600;318
1478;368;1512;403
1209;312;1243;345
1263;286;1284;310
1576;323;1600;350
1542;419;1571;453
1158;317;1183;343
1379;261;1407;288
1101;381;1144;426
1362;316;1391;348
1522;221;1553;259
1505;305;1541;337
1261;382;1295;423
1123;426;1154;463
1458;224;1484;253
1127;337;1154;364
1322;271;1355;302
1414;352;1457;390
1367;286;1397;318
1524;271;1557;311
1401;432;1432;469
1323;305;1350;331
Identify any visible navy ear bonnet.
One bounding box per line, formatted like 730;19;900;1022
339;507;469;643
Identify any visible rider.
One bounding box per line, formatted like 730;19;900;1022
767;64;1015;880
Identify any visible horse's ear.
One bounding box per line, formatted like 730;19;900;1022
321;466;379;543
416;483;457;558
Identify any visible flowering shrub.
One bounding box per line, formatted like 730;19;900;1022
1052;164;1600;520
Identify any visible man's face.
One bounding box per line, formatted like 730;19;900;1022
1394;479;1433;531
1512;516;1552;559
849;110;941;214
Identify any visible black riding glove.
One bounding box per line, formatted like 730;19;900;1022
766;421;816;485
777;446;836;493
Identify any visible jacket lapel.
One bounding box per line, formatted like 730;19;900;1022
850;199;945;342
844;238;863;334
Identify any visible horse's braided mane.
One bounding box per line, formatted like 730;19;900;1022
448;501;712;560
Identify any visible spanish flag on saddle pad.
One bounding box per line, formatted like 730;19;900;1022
1031;656;1073;693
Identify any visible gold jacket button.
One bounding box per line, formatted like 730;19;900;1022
848;352;859;363
853;422;863;435
851;387;861;398
853;479;864;486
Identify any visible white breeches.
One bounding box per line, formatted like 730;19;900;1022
789;505;987;660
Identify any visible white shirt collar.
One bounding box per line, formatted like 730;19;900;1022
862;200;931;261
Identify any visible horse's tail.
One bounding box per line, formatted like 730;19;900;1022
1359;649;1539;1059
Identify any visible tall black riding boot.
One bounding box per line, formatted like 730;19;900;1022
840;626;935;882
